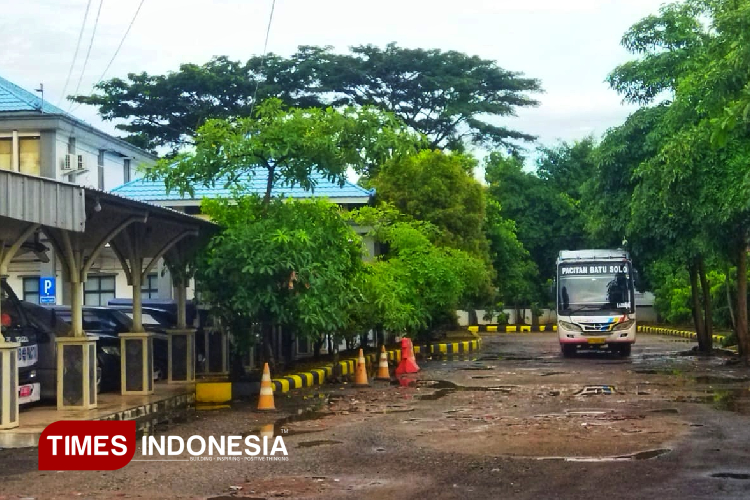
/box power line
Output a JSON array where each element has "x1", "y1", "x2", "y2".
[
  {"x1": 248, "y1": 0, "x2": 277, "y2": 118},
  {"x1": 69, "y1": 0, "x2": 146, "y2": 114},
  {"x1": 94, "y1": 0, "x2": 146, "y2": 86},
  {"x1": 58, "y1": 0, "x2": 94, "y2": 107},
  {"x1": 68, "y1": 0, "x2": 104, "y2": 111}
]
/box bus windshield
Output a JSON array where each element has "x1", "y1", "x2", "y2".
[{"x1": 557, "y1": 263, "x2": 634, "y2": 315}]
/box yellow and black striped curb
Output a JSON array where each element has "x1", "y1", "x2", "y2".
[
  {"x1": 469, "y1": 324, "x2": 557, "y2": 333},
  {"x1": 271, "y1": 338, "x2": 482, "y2": 393},
  {"x1": 638, "y1": 325, "x2": 727, "y2": 345}
]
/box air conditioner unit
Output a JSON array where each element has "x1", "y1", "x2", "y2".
[{"x1": 62, "y1": 154, "x2": 85, "y2": 172}]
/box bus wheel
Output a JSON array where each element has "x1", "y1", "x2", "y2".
[
  {"x1": 561, "y1": 344, "x2": 576, "y2": 357},
  {"x1": 617, "y1": 344, "x2": 632, "y2": 357}
]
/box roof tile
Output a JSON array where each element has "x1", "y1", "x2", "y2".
[{"x1": 111, "y1": 169, "x2": 374, "y2": 203}]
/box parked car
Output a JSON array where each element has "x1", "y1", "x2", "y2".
[
  {"x1": 20, "y1": 302, "x2": 121, "y2": 399},
  {"x1": 110, "y1": 306, "x2": 177, "y2": 332},
  {"x1": 107, "y1": 298, "x2": 196, "y2": 326},
  {"x1": 46, "y1": 306, "x2": 168, "y2": 382},
  {"x1": 1, "y1": 278, "x2": 41, "y2": 406}
]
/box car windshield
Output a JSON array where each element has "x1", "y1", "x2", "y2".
[{"x1": 558, "y1": 263, "x2": 634, "y2": 314}]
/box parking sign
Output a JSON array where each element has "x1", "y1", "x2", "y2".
[{"x1": 39, "y1": 277, "x2": 56, "y2": 304}]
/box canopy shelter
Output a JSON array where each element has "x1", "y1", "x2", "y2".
[{"x1": 0, "y1": 170, "x2": 215, "y2": 426}]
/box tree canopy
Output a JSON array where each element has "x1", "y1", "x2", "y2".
[
  {"x1": 372, "y1": 150, "x2": 489, "y2": 257},
  {"x1": 146, "y1": 98, "x2": 421, "y2": 204},
  {"x1": 73, "y1": 43, "x2": 541, "y2": 154}
]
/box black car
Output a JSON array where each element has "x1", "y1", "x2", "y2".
[
  {"x1": 21, "y1": 302, "x2": 120, "y2": 398},
  {"x1": 1, "y1": 278, "x2": 41, "y2": 405},
  {"x1": 46, "y1": 306, "x2": 168, "y2": 382}
]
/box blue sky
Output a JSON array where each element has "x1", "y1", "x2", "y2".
[{"x1": 1, "y1": 0, "x2": 665, "y2": 166}]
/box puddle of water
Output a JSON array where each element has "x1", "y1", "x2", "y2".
[
  {"x1": 675, "y1": 389, "x2": 750, "y2": 415},
  {"x1": 537, "y1": 448, "x2": 670, "y2": 462},
  {"x1": 417, "y1": 389, "x2": 453, "y2": 401},
  {"x1": 575, "y1": 385, "x2": 616, "y2": 396},
  {"x1": 624, "y1": 449, "x2": 671, "y2": 460},
  {"x1": 244, "y1": 409, "x2": 333, "y2": 438},
  {"x1": 695, "y1": 375, "x2": 750, "y2": 384},
  {"x1": 649, "y1": 408, "x2": 679, "y2": 414},
  {"x1": 297, "y1": 440, "x2": 343, "y2": 448},
  {"x1": 415, "y1": 380, "x2": 516, "y2": 400},
  {"x1": 711, "y1": 472, "x2": 750, "y2": 480}
]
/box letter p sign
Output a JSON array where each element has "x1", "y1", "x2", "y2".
[{"x1": 39, "y1": 277, "x2": 56, "y2": 304}]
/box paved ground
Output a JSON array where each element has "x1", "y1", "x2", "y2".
[{"x1": 2, "y1": 332, "x2": 750, "y2": 499}]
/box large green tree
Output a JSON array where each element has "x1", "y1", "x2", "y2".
[
  {"x1": 146, "y1": 98, "x2": 420, "y2": 205},
  {"x1": 372, "y1": 150, "x2": 489, "y2": 257},
  {"x1": 199, "y1": 196, "x2": 365, "y2": 368},
  {"x1": 73, "y1": 44, "x2": 541, "y2": 154},
  {"x1": 350, "y1": 206, "x2": 493, "y2": 339},
  {"x1": 484, "y1": 145, "x2": 593, "y2": 284},
  {"x1": 603, "y1": 0, "x2": 750, "y2": 358}
]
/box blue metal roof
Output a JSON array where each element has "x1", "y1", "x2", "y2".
[
  {"x1": 0, "y1": 75, "x2": 72, "y2": 114},
  {"x1": 111, "y1": 169, "x2": 374, "y2": 203}
]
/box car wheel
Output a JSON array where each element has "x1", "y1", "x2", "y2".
[{"x1": 618, "y1": 344, "x2": 632, "y2": 357}]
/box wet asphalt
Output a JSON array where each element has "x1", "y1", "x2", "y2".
[{"x1": 1, "y1": 332, "x2": 750, "y2": 499}]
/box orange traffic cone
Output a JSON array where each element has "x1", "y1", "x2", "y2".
[
  {"x1": 354, "y1": 348, "x2": 370, "y2": 387},
  {"x1": 258, "y1": 363, "x2": 276, "y2": 411},
  {"x1": 395, "y1": 338, "x2": 420, "y2": 376},
  {"x1": 376, "y1": 345, "x2": 390, "y2": 381}
]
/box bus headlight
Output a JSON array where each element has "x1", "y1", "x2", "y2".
[
  {"x1": 559, "y1": 321, "x2": 581, "y2": 332},
  {"x1": 613, "y1": 320, "x2": 634, "y2": 331}
]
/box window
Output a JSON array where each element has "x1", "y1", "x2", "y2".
[
  {"x1": 19, "y1": 137, "x2": 40, "y2": 176},
  {"x1": 84, "y1": 275, "x2": 116, "y2": 306},
  {"x1": 141, "y1": 273, "x2": 158, "y2": 299},
  {"x1": 0, "y1": 138, "x2": 11, "y2": 170},
  {"x1": 98, "y1": 150, "x2": 105, "y2": 190},
  {"x1": 123, "y1": 158, "x2": 131, "y2": 183},
  {"x1": 22, "y1": 277, "x2": 40, "y2": 303}
]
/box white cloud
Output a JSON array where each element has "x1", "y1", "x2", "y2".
[{"x1": 1, "y1": 0, "x2": 664, "y2": 149}]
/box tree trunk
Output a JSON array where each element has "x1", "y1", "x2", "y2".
[
  {"x1": 261, "y1": 321, "x2": 276, "y2": 373},
  {"x1": 689, "y1": 262, "x2": 707, "y2": 351},
  {"x1": 726, "y1": 268, "x2": 736, "y2": 333},
  {"x1": 262, "y1": 165, "x2": 276, "y2": 209},
  {"x1": 313, "y1": 336, "x2": 323, "y2": 359},
  {"x1": 698, "y1": 257, "x2": 713, "y2": 354},
  {"x1": 737, "y1": 244, "x2": 748, "y2": 362}
]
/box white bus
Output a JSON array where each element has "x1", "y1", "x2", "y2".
[{"x1": 556, "y1": 249, "x2": 636, "y2": 357}]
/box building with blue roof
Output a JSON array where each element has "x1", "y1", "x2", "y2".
[
  {"x1": 0, "y1": 75, "x2": 157, "y2": 304},
  {"x1": 112, "y1": 169, "x2": 375, "y2": 212},
  {"x1": 0, "y1": 74, "x2": 155, "y2": 190}
]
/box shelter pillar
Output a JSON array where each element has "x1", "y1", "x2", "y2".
[
  {"x1": 120, "y1": 332, "x2": 154, "y2": 395},
  {"x1": 0, "y1": 339, "x2": 20, "y2": 429},
  {"x1": 167, "y1": 275, "x2": 194, "y2": 383},
  {"x1": 167, "y1": 329, "x2": 195, "y2": 383},
  {"x1": 0, "y1": 224, "x2": 40, "y2": 427},
  {"x1": 56, "y1": 336, "x2": 97, "y2": 410}
]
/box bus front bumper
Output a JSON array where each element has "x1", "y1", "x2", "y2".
[{"x1": 558, "y1": 326, "x2": 636, "y2": 345}]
